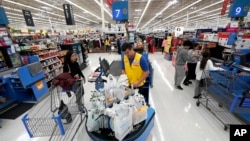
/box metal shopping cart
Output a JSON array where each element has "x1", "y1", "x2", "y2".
[
  {"x1": 196, "y1": 70, "x2": 249, "y2": 130},
  {"x1": 22, "y1": 79, "x2": 85, "y2": 141}
]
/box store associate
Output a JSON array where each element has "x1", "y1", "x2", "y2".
[{"x1": 121, "y1": 43, "x2": 150, "y2": 103}]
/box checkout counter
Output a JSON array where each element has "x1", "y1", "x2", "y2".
[{"x1": 210, "y1": 50, "x2": 250, "y2": 123}]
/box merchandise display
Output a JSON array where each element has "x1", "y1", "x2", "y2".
[{"x1": 1, "y1": 0, "x2": 250, "y2": 140}]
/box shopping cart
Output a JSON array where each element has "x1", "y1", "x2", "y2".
[
  {"x1": 22, "y1": 79, "x2": 85, "y2": 141},
  {"x1": 196, "y1": 70, "x2": 249, "y2": 130}
]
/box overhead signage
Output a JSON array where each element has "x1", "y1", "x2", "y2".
[
  {"x1": 228, "y1": 0, "x2": 250, "y2": 17},
  {"x1": 175, "y1": 27, "x2": 184, "y2": 35},
  {"x1": 63, "y1": 4, "x2": 75, "y2": 25},
  {"x1": 221, "y1": 0, "x2": 229, "y2": 15},
  {"x1": 22, "y1": 10, "x2": 34, "y2": 26},
  {"x1": 0, "y1": 7, "x2": 9, "y2": 25},
  {"x1": 112, "y1": 1, "x2": 128, "y2": 20}
]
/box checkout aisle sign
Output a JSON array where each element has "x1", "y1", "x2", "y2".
[
  {"x1": 228, "y1": 0, "x2": 250, "y2": 17},
  {"x1": 112, "y1": 1, "x2": 129, "y2": 20},
  {"x1": 0, "y1": 7, "x2": 9, "y2": 25}
]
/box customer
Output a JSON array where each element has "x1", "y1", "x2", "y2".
[
  {"x1": 194, "y1": 51, "x2": 219, "y2": 98},
  {"x1": 121, "y1": 43, "x2": 150, "y2": 103},
  {"x1": 63, "y1": 51, "x2": 85, "y2": 112},
  {"x1": 183, "y1": 43, "x2": 200, "y2": 86},
  {"x1": 105, "y1": 37, "x2": 110, "y2": 52},
  {"x1": 174, "y1": 40, "x2": 193, "y2": 90},
  {"x1": 161, "y1": 37, "x2": 167, "y2": 54}
]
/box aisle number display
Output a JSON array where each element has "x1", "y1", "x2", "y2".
[
  {"x1": 228, "y1": 0, "x2": 250, "y2": 17},
  {"x1": 112, "y1": 1, "x2": 128, "y2": 20}
]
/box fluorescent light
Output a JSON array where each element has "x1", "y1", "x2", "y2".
[
  {"x1": 93, "y1": 0, "x2": 112, "y2": 17},
  {"x1": 4, "y1": 0, "x2": 98, "y2": 24},
  {"x1": 144, "y1": 0, "x2": 202, "y2": 28},
  {"x1": 36, "y1": 0, "x2": 98, "y2": 23},
  {"x1": 141, "y1": 2, "x2": 177, "y2": 28},
  {"x1": 150, "y1": 0, "x2": 226, "y2": 29},
  {"x1": 135, "y1": 9, "x2": 142, "y2": 12},
  {"x1": 3, "y1": 0, "x2": 65, "y2": 18},
  {"x1": 35, "y1": 0, "x2": 62, "y2": 11},
  {"x1": 136, "y1": 0, "x2": 152, "y2": 29},
  {"x1": 189, "y1": 0, "x2": 224, "y2": 14},
  {"x1": 5, "y1": 12, "x2": 23, "y2": 17}
]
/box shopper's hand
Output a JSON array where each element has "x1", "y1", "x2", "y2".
[
  {"x1": 132, "y1": 81, "x2": 140, "y2": 88},
  {"x1": 74, "y1": 74, "x2": 79, "y2": 79}
]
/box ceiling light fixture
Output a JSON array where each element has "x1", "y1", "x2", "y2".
[
  {"x1": 136, "y1": 0, "x2": 152, "y2": 29},
  {"x1": 3, "y1": 0, "x2": 98, "y2": 24},
  {"x1": 35, "y1": 0, "x2": 98, "y2": 23},
  {"x1": 3, "y1": 0, "x2": 65, "y2": 18},
  {"x1": 149, "y1": 0, "x2": 226, "y2": 29},
  {"x1": 143, "y1": 0, "x2": 202, "y2": 29},
  {"x1": 35, "y1": 0, "x2": 62, "y2": 11},
  {"x1": 93, "y1": 0, "x2": 112, "y2": 18},
  {"x1": 135, "y1": 9, "x2": 142, "y2": 12}
]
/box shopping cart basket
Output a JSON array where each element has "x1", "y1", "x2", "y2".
[
  {"x1": 22, "y1": 79, "x2": 85, "y2": 140},
  {"x1": 196, "y1": 70, "x2": 248, "y2": 130}
]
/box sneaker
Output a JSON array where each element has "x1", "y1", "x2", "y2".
[
  {"x1": 193, "y1": 94, "x2": 201, "y2": 99},
  {"x1": 176, "y1": 86, "x2": 183, "y2": 90},
  {"x1": 183, "y1": 82, "x2": 189, "y2": 86}
]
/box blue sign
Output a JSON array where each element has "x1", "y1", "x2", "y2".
[
  {"x1": 228, "y1": 0, "x2": 250, "y2": 17},
  {"x1": 112, "y1": 1, "x2": 128, "y2": 20},
  {"x1": 0, "y1": 7, "x2": 9, "y2": 25}
]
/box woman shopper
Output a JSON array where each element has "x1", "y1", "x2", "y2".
[
  {"x1": 183, "y1": 43, "x2": 200, "y2": 86},
  {"x1": 194, "y1": 51, "x2": 221, "y2": 98},
  {"x1": 63, "y1": 51, "x2": 86, "y2": 112}
]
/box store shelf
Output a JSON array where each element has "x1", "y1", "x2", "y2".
[
  {"x1": 42, "y1": 61, "x2": 60, "y2": 67},
  {"x1": 38, "y1": 51, "x2": 58, "y2": 56},
  {"x1": 40, "y1": 55, "x2": 58, "y2": 61},
  {"x1": 44, "y1": 66, "x2": 62, "y2": 74},
  {"x1": 58, "y1": 55, "x2": 65, "y2": 58},
  {"x1": 20, "y1": 48, "x2": 56, "y2": 52}
]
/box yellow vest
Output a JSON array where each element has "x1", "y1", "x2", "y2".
[
  {"x1": 105, "y1": 40, "x2": 110, "y2": 45},
  {"x1": 124, "y1": 53, "x2": 145, "y2": 87}
]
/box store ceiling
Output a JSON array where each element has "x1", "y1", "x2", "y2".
[{"x1": 1, "y1": 0, "x2": 232, "y2": 30}]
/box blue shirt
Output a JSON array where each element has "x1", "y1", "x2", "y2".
[{"x1": 121, "y1": 54, "x2": 149, "y2": 71}]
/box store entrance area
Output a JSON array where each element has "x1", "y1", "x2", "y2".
[{"x1": 0, "y1": 53, "x2": 229, "y2": 141}]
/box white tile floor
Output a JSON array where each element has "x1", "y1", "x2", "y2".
[{"x1": 0, "y1": 52, "x2": 230, "y2": 141}]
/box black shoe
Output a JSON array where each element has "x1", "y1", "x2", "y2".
[
  {"x1": 66, "y1": 92, "x2": 72, "y2": 97},
  {"x1": 193, "y1": 94, "x2": 201, "y2": 99},
  {"x1": 188, "y1": 81, "x2": 192, "y2": 84},
  {"x1": 176, "y1": 86, "x2": 183, "y2": 90},
  {"x1": 183, "y1": 82, "x2": 189, "y2": 86}
]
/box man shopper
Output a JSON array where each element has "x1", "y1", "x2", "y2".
[
  {"x1": 174, "y1": 40, "x2": 193, "y2": 90},
  {"x1": 121, "y1": 43, "x2": 150, "y2": 103}
]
